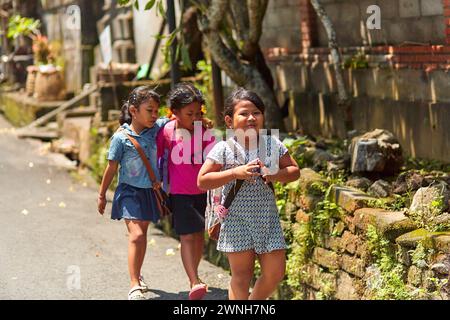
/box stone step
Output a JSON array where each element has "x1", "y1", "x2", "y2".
[{"x1": 16, "y1": 128, "x2": 60, "y2": 141}]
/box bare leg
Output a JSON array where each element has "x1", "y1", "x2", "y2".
[
  {"x1": 193, "y1": 231, "x2": 205, "y2": 280},
  {"x1": 249, "y1": 249, "x2": 286, "y2": 300},
  {"x1": 125, "y1": 219, "x2": 150, "y2": 288},
  {"x1": 227, "y1": 250, "x2": 256, "y2": 300},
  {"x1": 180, "y1": 232, "x2": 204, "y2": 287}
]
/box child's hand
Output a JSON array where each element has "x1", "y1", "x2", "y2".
[
  {"x1": 98, "y1": 195, "x2": 106, "y2": 215},
  {"x1": 232, "y1": 159, "x2": 261, "y2": 181},
  {"x1": 260, "y1": 163, "x2": 275, "y2": 184}
]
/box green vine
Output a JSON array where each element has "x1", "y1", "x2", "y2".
[{"x1": 366, "y1": 225, "x2": 413, "y2": 300}]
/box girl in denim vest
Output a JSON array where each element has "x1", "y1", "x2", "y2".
[{"x1": 97, "y1": 86, "x2": 169, "y2": 300}]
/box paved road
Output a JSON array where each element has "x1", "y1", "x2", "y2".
[{"x1": 0, "y1": 114, "x2": 230, "y2": 300}]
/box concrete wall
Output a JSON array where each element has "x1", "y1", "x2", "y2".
[
  {"x1": 317, "y1": 0, "x2": 445, "y2": 46},
  {"x1": 260, "y1": 0, "x2": 302, "y2": 52},
  {"x1": 261, "y1": 0, "x2": 446, "y2": 49},
  {"x1": 270, "y1": 58, "x2": 450, "y2": 162}
]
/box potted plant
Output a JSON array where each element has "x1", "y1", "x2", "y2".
[{"x1": 7, "y1": 15, "x2": 65, "y2": 100}]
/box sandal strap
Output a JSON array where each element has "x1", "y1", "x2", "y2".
[{"x1": 128, "y1": 285, "x2": 144, "y2": 296}]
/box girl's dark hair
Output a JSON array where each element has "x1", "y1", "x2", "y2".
[
  {"x1": 223, "y1": 87, "x2": 265, "y2": 118},
  {"x1": 167, "y1": 82, "x2": 205, "y2": 111},
  {"x1": 119, "y1": 86, "x2": 160, "y2": 125}
]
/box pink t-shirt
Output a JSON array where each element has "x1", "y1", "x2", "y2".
[{"x1": 156, "y1": 120, "x2": 216, "y2": 195}]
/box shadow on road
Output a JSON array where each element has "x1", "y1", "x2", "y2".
[{"x1": 147, "y1": 287, "x2": 228, "y2": 300}]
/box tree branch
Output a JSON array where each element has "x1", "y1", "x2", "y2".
[
  {"x1": 206, "y1": 0, "x2": 228, "y2": 30},
  {"x1": 198, "y1": 12, "x2": 247, "y2": 84},
  {"x1": 229, "y1": 0, "x2": 249, "y2": 45},
  {"x1": 309, "y1": 0, "x2": 348, "y2": 102},
  {"x1": 247, "y1": 0, "x2": 266, "y2": 45}
]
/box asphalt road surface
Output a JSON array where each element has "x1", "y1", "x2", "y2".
[{"x1": 0, "y1": 114, "x2": 230, "y2": 300}]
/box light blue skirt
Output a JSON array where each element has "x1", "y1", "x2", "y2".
[{"x1": 111, "y1": 183, "x2": 160, "y2": 223}]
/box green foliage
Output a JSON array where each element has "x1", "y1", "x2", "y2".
[
  {"x1": 282, "y1": 136, "x2": 309, "y2": 168},
  {"x1": 7, "y1": 15, "x2": 40, "y2": 39},
  {"x1": 409, "y1": 241, "x2": 434, "y2": 269},
  {"x1": 286, "y1": 222, "x2": 312, "y2": 298},
  {"x1": 366, "y1": 225, "x2": 413, "y2": 300},
  {"x1": 194, "y1": 60, "x2": 215, "y2": 122},
  {"x1": 408, "y1": 194, "x2": 449, "y2": 232},
  {"x1": 344, "y1": 52, "x2": 369, "y2": 69},
  {"x1": 367, "y1": 193, "x2": 409, "y2": 211},
  {"x1": 405, "y1": 157, "x2": 450, "y2": 174},
  {"x1": 87, "y1": 128, "x2": 117, "y2": 188}
]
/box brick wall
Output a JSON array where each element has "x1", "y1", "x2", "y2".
[{"x1": 445, "y1": 0, "x2": 450, "y2": 44}]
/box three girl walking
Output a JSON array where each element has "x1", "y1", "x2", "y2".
[{"x1": 97, "y1": 83, "x2": 299, "y2": 300}]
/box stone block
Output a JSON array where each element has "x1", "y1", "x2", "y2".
[
  {"x1": 420, "y1": 0, "x2": 444, "y2": 16},
  {"x1": 344, "y1": 215, "x2": 356, "y2": 233},
  {"x1": 296, "y1": 209, "x2": 311, "y2": 224},
  {"x1": 397, "y1": 244, "x2": 412, "y2": 266},
  {"x1": 407, "y1": 265, "x2": 423, "y2": 287},
  {"x1": 341, "y1": 254, "x2": 366, "y2": 278},
  {"x1": 435, "y1": 236, "x2": 450, "y2": 254},
  {"x1": 297, "y1": 194, "x2": 322, "y2": 211},
  {"x1": 399, "y1": 0, "x2": 420, "y2": 18},
  {"x1": 341, "y1": 231, "x2": 360, "y2": 254},
  {"x1": 335, "y1": 271, "x2": 359, "y2": 300},
  {"x1": 312, "y1": 247, "x2": 340, "y2": 270},
  {"x1": 303, "y1": 263, "x2": 336, "y2": 293},
  {"x1": 396, "y1": 229, "x2": 450, "y2": 252},
  {"x1": 331, "y1": 186, "x2": 376, "y2": 214},
  {"x1": 353, "y1": 208, "x2": 416, "y2": 240},
  {"x1": 299, "y1": 168, "x2": 327, "y2": 193},
  {"x1": 355, "y1": 242, "x2": 370, "y2": 262},
  {"x1": 324, "y1": 235, "x2": 343, "y2": 252}
]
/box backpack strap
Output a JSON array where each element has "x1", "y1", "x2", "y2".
[
  {"x1": 125, "y1": 133, "x2": 170, "y2": 217},
  {"x1": 160, "y1": 120, "x2": 176, "y2": 193},
  {"x1": 222, "y1": 179, "x2": 244, "y2": 209}
]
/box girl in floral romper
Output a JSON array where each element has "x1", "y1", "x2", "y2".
[{"x1": 198, "y1": 88, "x2": 300, "y2": 300}]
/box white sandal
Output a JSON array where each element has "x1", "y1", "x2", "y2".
[
  {"x1": 128, "y1": 285, "x2": 146, "y2": 300},
  {"x1": 139, "y1": 275, "x2": 149, "y2": 292}
]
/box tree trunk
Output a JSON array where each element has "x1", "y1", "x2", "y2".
[{"x1": 310, "y1": 0, "x2": 353, "y2": 133}]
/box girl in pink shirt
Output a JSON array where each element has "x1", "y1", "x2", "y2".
[{"x1": 156, "y1": 82, "x2": 215, "y2": 300}]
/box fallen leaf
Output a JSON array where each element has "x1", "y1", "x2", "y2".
[
  {"x1": 58, "y1": 202, "x2": 66, "y2": 208},
  {"x1": 46, "y1": 197, "x2": 52, "y2": 202},
  {"x1": 177, "y1": 243, "x2": 181, "y2": 250},
  {"x1": 148, "y1": 238, "x2": 156, "y2": 246},
  {"x1": 217, "y1": 274, "x2": 225, "y2": 279},
  {"x1": 82, "y1": 182, "x2": 88, "y2": 187},
  {"x1": 38, "y1": 202, "x2": 46, "y2": 207},
  {"x1": 46, "y1": 179, "x2": 51, "y2": 184},
  {"x1": 21, "y1": 209, "x2": 29, "y2": 215},
  {"x1": 11, "y1": 277, "x2": 18, "y2": 280},
  {"x1": 28, "y1": 162, "x2": 34, "y2": 168},
  {"x1": 95, "y1": 252, "x2": 100, "y2": 257},
  {"x1": 165, "y1": 248, "x2": 175, "y2": 256},
  {"x1": 69, "y1": 186, "x2": 75, "y2": 192}
]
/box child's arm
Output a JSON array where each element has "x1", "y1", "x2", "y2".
[
  {"x1": 97, "y1": 160, "x2": 119, "y2": 215},
  {"x1": 262, "y1": 153, "x2": 300, "y2": 184},
  {"x1": 197, "y1": 159, "x2": 261, "y2": 190}
]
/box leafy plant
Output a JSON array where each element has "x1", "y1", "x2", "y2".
[
  {"x1": 344, "y1": 52, "x2": 369, "y2": 69},
  {"x1": 408, "y1": 194, "x2": 448, "y2": 232},
  {"x1": 7, "y1": 15, "x2": 41, "y2": 40},
  {"x1": 366, "y1": 225, "x2": 413, "y2": 300}
]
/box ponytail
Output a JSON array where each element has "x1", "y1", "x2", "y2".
[{"x1": 119, "y1": 101, "x2": 131, "y2": 125}]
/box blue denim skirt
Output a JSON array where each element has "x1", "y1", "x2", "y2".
[{"x1": 111, "y1": 183, "x2": 160, "y2": 223}]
